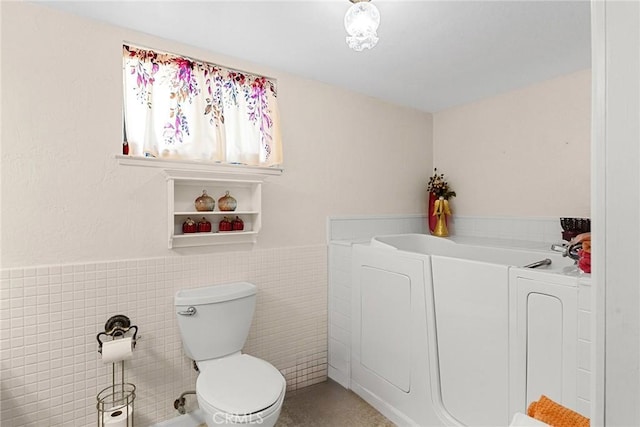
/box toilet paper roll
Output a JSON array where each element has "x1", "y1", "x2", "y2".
[
  {"x1": 101, "y1": 337, "x2": 133, "y2": 364},
  {"x1": 103, "y1": 405, "x2": 133, "y2": 427}
]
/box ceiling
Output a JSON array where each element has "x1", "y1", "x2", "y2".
[{"x1": 38, "y1": 0, "x2": 591, "y2": 112}]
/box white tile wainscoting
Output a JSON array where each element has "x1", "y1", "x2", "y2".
[
  {"x1": 450, "y1": 215, "x2": 566, "y2": 243},
  {"x1": 576, "y1": 278, "x2": 593, "y2": 416},
  {"x1": 0, "y1": 245, "x2": 327, "y2": 427},
  {"x1": 328, "y1": 214, "x2": 567, "y2": 246}
]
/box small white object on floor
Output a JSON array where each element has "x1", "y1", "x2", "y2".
[
  {"x1": 152, "y1": 408, "x2": 206, "y2": 427},
  {"x1": 509, "y1": 412, "x2": 550, "y2": 427}
]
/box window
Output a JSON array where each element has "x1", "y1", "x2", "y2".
[{"x1": 122, "y1": 45, "x2": 283, "y2": 167}]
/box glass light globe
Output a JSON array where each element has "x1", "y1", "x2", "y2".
[{"x1": 344, "y1": 2, "x2": 380, "y2": 51}]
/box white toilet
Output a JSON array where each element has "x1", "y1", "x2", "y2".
[{"x1": 175, "y1": 282, "x2": 286, "y2": 427}]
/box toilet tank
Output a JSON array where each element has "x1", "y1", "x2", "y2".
[{"x1": 175, "y1": 282, "x2": 257, "y2": 361}]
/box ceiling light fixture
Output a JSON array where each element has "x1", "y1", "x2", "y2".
[{"x1": 344, "y1": 0, "x2": 380, "y2": 52}]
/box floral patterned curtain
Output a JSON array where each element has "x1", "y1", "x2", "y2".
[{"x1": 123, "y1": 45, "x2": 283, "y2": 166}]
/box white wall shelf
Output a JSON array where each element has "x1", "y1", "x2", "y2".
[
  {"x1": 165, "y1": 170, "x2": 263, "y2": 248},
  {"x1": 174, "y1": 210, "x2": 259, "y2": 216}
]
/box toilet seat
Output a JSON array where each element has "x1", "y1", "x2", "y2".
[{"x1": 196, "y1": 354, "x2": 285, "y2": 418}]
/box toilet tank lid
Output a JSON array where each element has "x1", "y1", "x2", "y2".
[{"x1": 175, "y1": 282, "x2": 257, "y2": 306}]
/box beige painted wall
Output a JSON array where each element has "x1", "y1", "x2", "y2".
[
  {"x1": 0, "y1": 2, "x2": 433, "y2": 269},
  {"x1": 0, "y1": 3, "x2": 596, "y2": 426},
  {"x1": 433, "y1": 69, "x2": 591, "y2": 218},
  {"x1": 0, "y1": 4, "x2": 430, "y2": 424}
]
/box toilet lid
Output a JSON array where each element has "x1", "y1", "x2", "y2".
[{"x1": 197, "y1": 354, "x2": 285, "y2": 415}]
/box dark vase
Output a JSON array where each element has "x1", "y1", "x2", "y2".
[{"x1": 428, "y1": 192, "x2": 437, "y2": 233}]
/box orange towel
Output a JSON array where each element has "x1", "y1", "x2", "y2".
[
  {"x1": 572, "y1": 233, "x2": 591, "y2": 253},
  {"x1": 527, "y1": 395, "x2": 589, "y2": 427}
]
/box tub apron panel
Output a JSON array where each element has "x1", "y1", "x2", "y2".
[
  {"x1": 360, "y1": 266, "x2": 412, "y2": 392},
  {"x1": 431, "y1": 255, "x2": 510, "y2": 426},
  {"x1": 508, "y1": 271, "x2": 579, "y2": 416},
  {"x1": 347, "y1": 234, "x2": 588, "y2": 426},
  {"x1": 352, "y1": 244, "x2": 440, "y2": 426}
]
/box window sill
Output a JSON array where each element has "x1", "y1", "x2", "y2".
[{"x1": 115, "y1": 155, "x2": 283, "y2": 176}]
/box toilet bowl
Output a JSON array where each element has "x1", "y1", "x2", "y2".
[
  {"x1": 175, "y1": 282, "x2": 286, "y2": 427},
  {"x1": 196, "y1": 354, "x2": 286, "y2": 427}
]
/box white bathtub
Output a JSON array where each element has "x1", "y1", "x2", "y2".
[{"x1": 351, "y1": 233, "x2": 589, "y2": 426}]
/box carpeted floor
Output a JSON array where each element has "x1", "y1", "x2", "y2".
[{"x1": 276, "y1": 380, "x2": 394, "y2": 427}]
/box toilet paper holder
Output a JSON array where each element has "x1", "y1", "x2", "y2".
[
  {"x1": 96, "y1": 315, "x2": 139, "y2": 354},
  {"x1": 96, "y1": 315, "x2": 137, "y2": 426}
]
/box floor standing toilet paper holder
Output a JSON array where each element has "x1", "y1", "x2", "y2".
[
  {"x1": 96, "y1": 314, "x2": 139, "y2": 354},
  {"x1": 96, "y1": 314, "x2": 138, "y2": 427}
]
